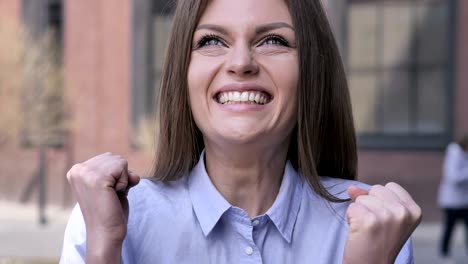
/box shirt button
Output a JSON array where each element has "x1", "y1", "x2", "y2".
[
  {"x1": 245, "y1": 246, "x2": 253, "y2": 255},
  {"x1": 252, "y1": 219, "x2": 260, "y2": 226}
]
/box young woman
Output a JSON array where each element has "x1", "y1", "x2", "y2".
[{"x1": 61, "y1": 0, "x2": 422, "y2": 263}]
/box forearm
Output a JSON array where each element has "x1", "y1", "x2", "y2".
[{"x1": 86, "y1": 235, "x2": 123, "y2": 264}]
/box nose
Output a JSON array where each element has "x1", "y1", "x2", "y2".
[{"x1": 226, "y1": 45, "x2": 259, "y2": 77}]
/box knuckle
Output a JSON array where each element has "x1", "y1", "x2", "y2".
[
  {"x1": 393, "y1": 204, "x2": 412, "y2": 224},
  {"x1": 411, "y1": 204, "x2": 423, "y2": 222},
  {"x1": 363, "y1": 213, "x2": 379, "y2": 231},
  {"x1": 369, "y1": 184, "x2": 384, "y2": 195},
  {"x1": 67, "y1": 163, "x2": 82, "y2": 181},
  {"x1": 355, "y1": 196, "x2": 364, "y2": 203},
  {"x1": 380, "y1": 208, "x2": 392, "y2": 223}
]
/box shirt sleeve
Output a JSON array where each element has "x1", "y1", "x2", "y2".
[
  {"x1": 59, "y1": 204, "x2": 87, "y2": 264},
  {"x1": 394, "y1": 238, "x2": 414, "y2": 264}
]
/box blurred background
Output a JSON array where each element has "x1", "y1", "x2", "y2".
[{"x1": 0, "y1": 0, "x2": 467, "y2": 263}]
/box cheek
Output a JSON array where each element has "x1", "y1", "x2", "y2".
[
  {"x1": 261, "y1": 54, "x2": 299, "y2": 94},
  {"x1": 187, "y1": 55, "x2": 221, "y2": 129},
  {"x1": 275, "y1": 58, "x2": 299, "y2": 124},
  {"x1": 187, "y1": 54, "x2": 220, "y2": 97},
  {"x1": 274, "y1": 58, "x2": 299, "y2": 101}
]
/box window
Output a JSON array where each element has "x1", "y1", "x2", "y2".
[
  {"x1": 131, "y1": 0, "x2": 174, "y2": 148},
  {"x1": 345, "y1": 0, "x2": 455, "y2": 149},
  {"x1": 20, "y1": 0, "x2": 64, "y2": 148}
]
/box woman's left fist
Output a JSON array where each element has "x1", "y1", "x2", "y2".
[{"x1": 343, "y1": 182, "x2": 422, "y2": 264}]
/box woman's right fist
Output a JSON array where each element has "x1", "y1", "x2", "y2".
[{"x1": 66, "y1": 152, "x2": 140, "y2": 243}]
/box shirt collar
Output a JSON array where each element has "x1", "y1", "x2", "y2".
[
  {"x1": 265, "y1": 161, "x2": 303, "y2": 243},
  {"x1": 188, "y1": 151, "x2": 304, "y2": 242},
  {"x1": 188, "y1": 151, "x2": 231, "y2": 237}
]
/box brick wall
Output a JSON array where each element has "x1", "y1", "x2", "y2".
[
  {"x1": 64, "y1": 0, "x2": 153, "y2": 174},
  {"x1": 0, "y1": 0, "x2": 467, "y2": 221},
  {"x1": 0, "y1": 0, "x2": 20, "y2": 21},
  {"x1": 0, "y1": 0, "x2": 153, "y2": 207}
]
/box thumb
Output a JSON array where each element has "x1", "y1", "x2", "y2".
[
  {"x1": 347, "y1": 185, "x2": 369, "y2": 201},
  {"x1": 128, "y1": 170, "x2": 140, "y2": 188}
]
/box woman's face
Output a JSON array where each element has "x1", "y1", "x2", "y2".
[{"x1": 187, "y1": 0, "x2": 298, "y2": 147}]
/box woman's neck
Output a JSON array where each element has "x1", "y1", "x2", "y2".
[{"x1": 204, "y1": 140, "x2": 289, "y2": 218}]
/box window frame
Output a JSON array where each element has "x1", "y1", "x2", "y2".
[{"x1": 341, "y1": 0, "x2": 457, "y2": 150}]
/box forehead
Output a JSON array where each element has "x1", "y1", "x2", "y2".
[{"x1": 198, "y1": 0, "x2": 292, "y2": 26}]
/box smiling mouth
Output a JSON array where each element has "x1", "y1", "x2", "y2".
[{"x1": 215, "y1": 91, "x2": 272, "y2": 105}]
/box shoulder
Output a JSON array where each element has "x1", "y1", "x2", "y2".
[
  {"x1": 128, "y1": 177, "x2": 188, "y2": 201},
  {"x1": 298, "y1": 176, "x2": 369, "y2": 223},
  {"x1": 298, "y1": 177, "x2": 414, "y2": 263},
  {"x1": 303, "y1": 176, "x2": 370, "y2": 201},
  {"x1": 299, "y1": 176, "x2": 371, "y2": 224},
  {"x1": 126, "y1": 177, "x2": 190, "y2": 216}
]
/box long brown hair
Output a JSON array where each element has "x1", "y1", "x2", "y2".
[{"x1": 153, "y1": 0, "x2": 357, "y2": 203}]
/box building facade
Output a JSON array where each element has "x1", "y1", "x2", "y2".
[{"x1": 0, "y1": 0, "x2": 467, "y2": 221}]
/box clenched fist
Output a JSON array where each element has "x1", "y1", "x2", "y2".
[
  {"x1": 343, "y1": 182, "x2": 422, "y2": 264},
  {"x1": 66, "y1": 153, "x2": 140, "y2": 262}
]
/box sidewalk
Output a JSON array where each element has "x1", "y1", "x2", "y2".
[
  {"x1": 0, "y1": 201, "x2": 71, "y2": 262},
  {"x1": 0, "y1": 201, "x2": 466, "y2": 263},
  {"x1": 412, "y1": 221, "x2": 466, "y2": 263}
]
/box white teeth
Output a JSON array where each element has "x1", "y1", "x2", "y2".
[
  {"x1": 217, "y1": 91, "x2": 270, "y2": 105},
  {"x1": 233, "y1": 91, "x2": 241, "y2": 101},
  {"x1": 254, "y1": 94, "x2": 260, "y2": 103},
  {"x1": 240, "y1": 92, "x2": 249, "y2": 102}
]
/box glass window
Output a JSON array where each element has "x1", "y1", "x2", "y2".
[
  {"x1": 20, "y1": 0, "x2": 64, "y2": 148},
  {"x1": 131, "y1": 0, "x2": 174, "y2": 148},
  {"x1": 346, "y1": 0, "x2": 454, "y2": 149}
]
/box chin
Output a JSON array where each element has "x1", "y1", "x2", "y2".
[{"x1": 215, "y1": 126, "x2": 264, "y2": 145}]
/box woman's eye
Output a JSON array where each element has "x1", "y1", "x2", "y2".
[
  {"x1": 261, "y1": 35, "x2": 289, "y2": 47},
  {"x1": 197, "y1": 35, "x2": 224, "y2": 48}
]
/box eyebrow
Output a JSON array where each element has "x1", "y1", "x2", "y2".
[
  {"x1": 195, "y1": 22, "x2": 295, "y2": 35},
  {"x1": 255, "y1": 22, "x2": 294, "y2": 35}
]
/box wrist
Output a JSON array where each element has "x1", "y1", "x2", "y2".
[
  {"x1": 343, "y1": 254, "x2": 393, "y2": 264},
  {"x1": 86, "y1": 233, "x2": 123, "y2": 264}
]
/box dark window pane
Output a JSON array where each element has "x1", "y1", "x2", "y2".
[
  {"x1": 382, "y1": 70, "x2": 411, "y2": 133},
  {"x1": 416, "y1": 2, "x2": 449, "y2": 65},
  {"x1": 416, "y1": 68, "x2": 447, "y2": 133}
]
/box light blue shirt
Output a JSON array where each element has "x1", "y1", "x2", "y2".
[{"x1": 61, "y1": 154, "x2": 413, "y2": 263}]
